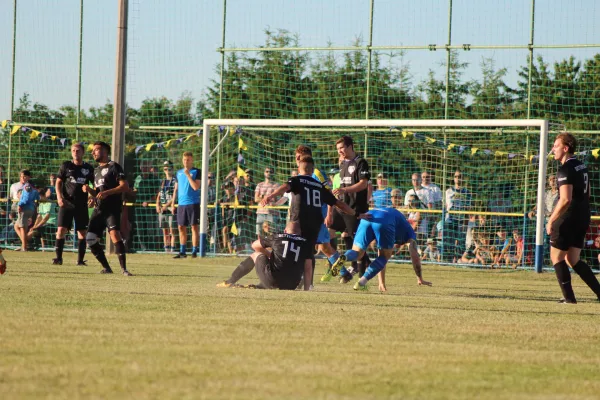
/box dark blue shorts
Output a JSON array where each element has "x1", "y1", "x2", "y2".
[{"x1": 177, "y1": 204, "x2": 200, "y2": 226}]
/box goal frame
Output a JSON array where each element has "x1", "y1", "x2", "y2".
[{"x1": 200, "y1": 119, "x2": 549, "y2": 273}]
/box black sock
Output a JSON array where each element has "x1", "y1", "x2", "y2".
[
  {"x1": 90, "y1": 243, "x2": 111, "y2": 270},
  {"x1": 311, "y1": 256, "x2": 316, "y2": 284},
  {"x1": 77, "y1": 239, "x2": 86, "y2": 263},
  {"x1": 572, "y1": 260, "x2": 600, "y2": 297},
  {"x1": 227, "y1": 257, "x2": 255, "y2": 284},
  {"x1": 55, "y1": 238, "x2": 65, "y2": 259},
  {"x1": 360, "y1": 253, "x2": 371, "y2": 277},
  {"x1": 553, "y1": 261, "x2": 576, "y2": 302},
  {"x1": 115, "y1": 241, "x2": 127, "y2": 271}
]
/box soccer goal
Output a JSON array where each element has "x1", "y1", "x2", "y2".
[{"x1": 199, "y1": 119, "x2": 549, "y2": 273}]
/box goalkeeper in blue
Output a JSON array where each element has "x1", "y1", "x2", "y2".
[{"x1": 326, "y1": 207, "x2": 432, "y2": 291}]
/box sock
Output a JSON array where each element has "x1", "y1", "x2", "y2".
[
  {"x1": 192, "y1": 246, "x2": 199, "y2": 255},
  {"x1": 77, "y1": 239, "x2": 86, "y2": 263},
  {"x1": 311, "y1": 256, "x2": 315, "y2": 284},
  {"x1": 164, "y1": 245, "x2": 170, "y2": 252},
  {"x1": 55, "y1": 238, "x2": 65, "y2": 259},
  {"x1": 358, "y1": 276, "x2": 368, "y2": 286},
  {"x1": 359, "y1": 253, "x2": 371, "y2": 277},
  {"x1": 553, "y1": 260, "x2": 576, "y2": 302},
  {"x1": 90, "y1": 243, "x2": 111, "y2": 270},
  {"x1": 115, "y1": 241, "x2": 127, "y2": 271},
  {"x1": 572, "y1": 260, "x2": 600, "y2": 297},
  {"x1": 227, "y1": 257, "x2": 255, "y2": 284},
  {"x1": 344, "y1": 249, "x2": 359, "y2": 262},
  {"x1": 363, "y1": 256, "x2": 388, "y2": 281},
  {"x1": 327, "y1": 252, "x2": 340, "y2": 265},
  {"x1": 180, "y1": 244, "x2": 186, "y2": 255}
]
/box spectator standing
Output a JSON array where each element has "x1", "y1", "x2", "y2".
[
  {"x1": 371, "y1": 173, "x2": 393, "y2": 208},
  {"x1": 156, "y1": 160, "x2": 177, "y2": 253},
  {"x1": 16, "y1": 181, "x2": 39, "y2": 251},
  {"x1": 46, "y1": 173, "x2": 57, "y2": 201},
  {"x1": 444, "y1": 170, "x2": 473, "y2": 262},
  {"x1": 10, "y1": 170, "x2": 31, "y2": 214},
  {"x1": 254, "y1": 166, "x2": 280, "y2": 237},
  {"x1": 133, "y1": 161, "x2": 160, "y2": 251},
  {"x1": 29, "y1": 189, "x2": 58, "y2": 249},
  {"x1": 404, "y1": 173, "x2": 433, "y2": 239}
]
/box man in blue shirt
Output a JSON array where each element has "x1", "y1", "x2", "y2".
[
  {"x1": 16, "y1": 181, "x2": 40, "y2": 251},
  {"x1": 171, "y1": 151, "x2": 201, "y2": 258},
  {"x1": 371, "y1": 173, "x2": 393, "y2": 208}
]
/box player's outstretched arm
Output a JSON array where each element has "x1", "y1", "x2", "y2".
[
  {"x1": 408, "y1": 239, "x2": 432, "y2": 286},
  {"x1": 333, "y1": 199, "x2": 355, "y2": 216},
  {"x1": 260, "y1": 183, "x2": 290, "y2": 207},
  {"x1": 81, "y1": 184, "x2": 98, "y2": 198}
]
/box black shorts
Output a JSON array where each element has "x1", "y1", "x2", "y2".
[
  {"x1": 177, "y1": 204, "x2": 200, "y2": 226},
  {"x1": 254, "y1": 254, "x2": 301, "y2": 290},
  {"x1": 88, "y1": 207, "x2": 121, "y2": 236},
  {"x1": 330, "y1": 208, "x2": 359, "y2": 236},
  {"x1": 300, "y1": 221, "x2": 321, "y2": 250},
  {"x1": 57, "y1": 204, "x2": 90, "y2": 231},
  {"x1": 550, "y1": 217, "x2": 589, "y2": 251}
]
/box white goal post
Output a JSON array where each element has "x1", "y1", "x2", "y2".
[{"x1": 200, "y1": 119, "x2": 549, "y2": 272}]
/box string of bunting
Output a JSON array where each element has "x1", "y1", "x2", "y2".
[
  {"x1": 394, "y1": 128, "x2": 600, "y2": 161},
  {"x1": 0, "y1": 119, "x2": 203, "y2": 154},
  {"x1": 230, "y1": 125, "x2": 246, "y2": 236}
]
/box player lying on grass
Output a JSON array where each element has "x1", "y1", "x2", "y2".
[
  {"x1": 217, "y1": 221, "x2": 310, "y2": 290},
  {"x1": 326, "y1": 207, "x2": 432, "y2": 291}
]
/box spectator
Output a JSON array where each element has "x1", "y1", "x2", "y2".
[
  {"x1": 16, "y1": 181, "x2": 39, "y2": 251},
  {"x1": 528, "y1": 174, "x2": 559, "y2": 221},
  {"x1": 503, "y1": 229, "x2": 526, "y2": 269},
  {"x1": 474, "y1": 233, "x2": 494, "y2": 267},
  {"x1": 492, "y1": 227, "x2": 513, "y2": 267},
  {"x1": 404, "y1": 173, "x2": 433, "y2": 239},
  {"x1": 45, "y1": 173, "x2": 57, "y2": 201},
  {"x1": 390, "y1": 188, "x2": 403, "y2": 208},
  {"x1": 254, "y1": 166, "x2": 280, "y2": 237},
  {"x1": 406, "y1": 194, "x2": 425, "y2": 239},
  {"x1": 421, "y1": 170, "x2": 442, "y2": 209},
  {"x1": 329, "y1": 167, "x2": 341, "y2": 191},
  {"x1": 422, "y1": 238, "x2": 441, "y2": 263},
  {"x1": 156, "y1": 160, "x2": 177, "y2": 253},
  {"x1": 133, "y1": 160, "x2": 161, "y2": 251},
  {"x1": 28, "y1": 188, "x2": 58, "y2": 249},
  {"x1": 444, "y1": 170, "x2": 472, "y2": 262},
  {"x1": 206, "y1": 171, "x2": 218, "y2": 248},
  {"x1": 234, "y1": 175, "x2": 252, "y2": 248},
  {"x1": 0, "y1": 165, "x2": 7, "y2": 199},
  {"x1": 283, "y1": 169, "x2": 299, "y2": 221},
  {"x1": 9, "y1": 170, "x2": 31, "y2": 214},
  {"x1": 371, "y1": 173, "x2": 393, "y2": 208},
  {"x1": 0, "y1": 212, "x2": 17, "y2": 244}
]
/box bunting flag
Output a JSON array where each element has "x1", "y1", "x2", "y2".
[
  {"x1": 1, "y1": 120, "x2": 7, "y2": 129},
  {"x1": 238, "y1": 137, "x2": 248, "y2": 151},
  {"x1": 135, "y1": 145, "x2": 145, "y2": 154},
  {"x1": 87, "y1": 143, "x2": 94, "y2": 151},
  {"x1": 425, "y1": 136, "x2": 436, "y2": 144},
  {"x1": 234, "y1": 195, "x2": 239, "y2": 208},
  {"x1": 237, "y1": 153, "x2": 245, "y2": 165},
  {"x1": 11, "y1": 125, "x2": 21, "y2": 135},
  {"x1": 447, "y1": 143, "x2": 456, "y2": 150},
  {"x1": 471, "y1": 148, "x2": 479, "y2": 155},
  {"x1": 592, "y1": 149, "x2": 600, "y2": 159},
  {"x1": 145, "y1": 142, "x2": 155, "y2": 151},
  {"x1": 29, "y1": 130, "x2": 41, "y2": 140},
  {"x1": 237, "y1": 165, "x2": 246, "y2": 178},
  {"x1": 230, "y1": 222, "x2": 238, "y2": 236}
]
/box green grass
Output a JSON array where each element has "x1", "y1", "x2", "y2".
[{"x1": 1, "y1": 251, "x2": 599, "y2": 400}]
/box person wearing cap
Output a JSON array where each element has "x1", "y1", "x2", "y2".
[
  {"x1": 329, "y1": 167, "x2": 341, "y2": 192},
  {"x1": 156, "y1": 160, "x2": 177, "y2": 253},
  {"x1": 16, "y1": 180, "x2": 39, "y2": 251},
  {"x1": 371, "y1": 173, "x2": 393, "y2": 208},
  {"x1": 422, "y1": 238, "x2": 440, "y2": 263}
]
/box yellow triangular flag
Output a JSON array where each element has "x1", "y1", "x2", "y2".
[
  {"x1": 425, "y1": 137, "x2": 436, "y2": 144},
  {"x1": 471, "y1": 147, "x2": 478, "y2": 155},
  {"x1": 1, "y1": 120, "x2": 7, "y2": 129},
  {"x1": 87, "y1": 143, "x2": 94, "y2": 151},
  {"x1": 145, "y1": 142, "x2": 155, "y2": 151},
  {"x1": 11, "y1": 125, "x2": 21, "y2": 135},
  {"x1": 51, "y1": 136, "x2": 57, "y2": 141},
  {"x1": 238, "y1": 137, "x2": 248, "y2": 151},
  {"x1": 229, "y1": 126, "x2": 237, "y2": 136},
  {"x1": 230, "y1": 222, "x2": 238, "y2": 236},
  {"x1": 185, "y1": 134, "x2": 194, "y2": 142},
  {"x1": 495, "y1": 151, "x2": 507, "y2": 157},
  {"x1": 165, "y1": 139, "x2": 175, "y2": 148},
  {"x1": 592, "y1": 149, "x2": 600, "y2": 159},
  {"x1": 447, "y1": 143, "x2": 456, "y2": 150},
  {"x1": 402, "y1": 130, "x2": 410, "y2": 138},
  {"x1": 234, "y1": 195, "x2": 239, "y2": 208},
  {"x1": 30, "y1": 130, "x2": 41, "y2": 139},
  {"x1": 237, "y1": 165, "x2": 246, "y2": 178}
]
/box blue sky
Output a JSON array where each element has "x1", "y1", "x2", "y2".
[{"x1": 1, "y1": 0, "x2": 599, "y2": 119}]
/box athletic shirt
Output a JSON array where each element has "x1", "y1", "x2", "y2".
[
  {"x1": 57, "y1": 161, "x2": 94, "y2": 206},
  {"x1": 312, "y1": 167, "x2": 329, "y2": 218},
  {"x1": 260, "y1": 233, "x2": 309, "y2": 287},
  {"x1": 287, "y1": 175, "x2": 337, "y2": 229},
  {"x1": 176, "y1": 167, "x2": 200, "y2": 205},
  {"x1": 159, "y1": 177, "x2": 176, "y2": 205},
  {"x1": 367, "y1": 207, "x2": 415, "y2": 245},
  {"x1": 93, "y1": 161, "x2": 126, "y2": 211},
  {"x1": 556, "y1": 157, "x2": 590, "y2": 222},
  {"x1": 339, "y1": 155, "x2": 371, "y2": 213}
]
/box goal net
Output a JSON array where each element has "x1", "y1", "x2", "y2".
[{"x1": 200, "y1": 119, "x2": 550, "y2": 272}]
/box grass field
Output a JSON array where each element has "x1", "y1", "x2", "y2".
[{"x1": 1, "y1": 251, "x2": 599, "y2": 400}]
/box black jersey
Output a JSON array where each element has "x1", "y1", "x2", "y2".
[
  {"x1": 57, "y1": 161, "x2": 94, "y2": 206},
  {"x1": 260, "y1": 233, "x2": 309, "y2": 279},
  {"x1": 339, "y1": 155, "x2": 371, "y2": 213},
  {"x1": 556, "y1": 157, "x2": 590, "y2": 222},
  {"x1": 93, "y1": 161, "x2": 126, "y2": 211},
  {"x1": 287, "y1": 175, "x2": 337, "y2": 227}
]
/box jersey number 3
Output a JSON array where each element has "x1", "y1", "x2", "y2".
[
  {"x1": 282, "y1": 240, "x2": 300, "y2": 262},
  {"x1": 303, "y1": 187, "x2": 322, "y2": 207},
  {"x1": 583, "y1": 172, "x2": 589, "y2": 194}
]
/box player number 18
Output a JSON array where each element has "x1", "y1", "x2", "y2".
[{"x1": 303, "y1": 187, "x2": 322, "y2": 207}]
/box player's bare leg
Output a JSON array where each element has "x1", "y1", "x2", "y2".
[{"x1": 377, "y1": 266, "x2": 387, "y2": 292}]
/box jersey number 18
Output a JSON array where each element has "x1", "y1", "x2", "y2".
[{"x1": 303, "y1": 187, "x2": 321, "y2": 207}]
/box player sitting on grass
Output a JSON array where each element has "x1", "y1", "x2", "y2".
[
  {"x1": 328, "y1": 207, "x2": 432, "y2": 291},
  {"x1": 217, "y1": 221, "x2": 310, "y2": 290}
]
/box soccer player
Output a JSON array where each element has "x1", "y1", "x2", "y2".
[
  {"x1": 323, "y1": 136, "x2": 371, "y2": 283},
  {"x1": 82, "y1": 141, "x2": 132, "y2": 276},
  {"x1": 171, "y1": 151, "x2": 201, "y2": 258},
  {"x1": 260, "y1": 155, "x2": 356, "y2": 289},
  {"x1": 217, "y1": 221, "x2": 310, "y2": 290},
  {"x1": 331, "y1": 207, "x2": 432, "y2": 291},
  {"x1": 546, "y1": 132, "x2": 600, "y2": 304},
  {"x1": 53, "y1": 143, "x2": 94, "y2": 266}
]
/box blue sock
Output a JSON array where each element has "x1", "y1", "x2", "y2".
[
  {"x1": 339, "y1": 266, "x2": 348, "y2": 277},
  {"x1": 344, "y1": 249, "x2": 359, "y2": 262},
  {"x1": 180, "y1": 244, "x2": 186, "y2": 255},
  {"x1": 363, "y1": 256, "x2": 388, "y2": 281},
  {"x1": 192, "y1": 246, "x2": 199, "y2": 255},
  {"x1": 327, "y1": 252, "x2": 340, "y2": 265}
]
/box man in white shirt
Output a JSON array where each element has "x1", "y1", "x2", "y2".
[
  {"x1": 422, "y1": 170, "x2": 442, "y2": 238},
  {"x1": 9, "y1": 170, "x2": 31, "y2": 212},
  {"x1": 404, "y1": 173, "x2": 433, "y2": 238}
]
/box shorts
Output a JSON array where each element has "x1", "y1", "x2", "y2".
[
  {"x1": 88, "y1": 207, "x2": 122, "y2": 236},
  {"x1": 57, "y1": 204, "x2": 90, "y2": 231},
  {"x1": 158, "y1": 212, "x2": 176, "y2": 229},
  {"x1": 550, "y1": 217, "x2": 589, "y2": 251},
  {"x1": 16, "y1": 209, "x2": 34, "y2": 228},
  {"x1": 316, "y1": 223, "x2": 330, "y2": 244},
  {"x1": 254, "y1": 254, "x2": 278, "y2": 289},
  {"x1": 354, "y1": 219, "x2": 397, "y2": 250},
  {"x1": 177, "y1": 204, "x2": 200, "y2": 226},
  {"x1": 256, "y1": 213, "x2": 276, "y2": 235},
  {"x1": 329, "y1": 208, "x2": 359, "y2": 236}
]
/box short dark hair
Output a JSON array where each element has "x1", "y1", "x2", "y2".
[
  {"x1": 295, "y1": 145, "x2": 312, "y2": 156},
  {"x1": 72, "y1": 142, "x2": 85, "y2": 152},
  {"x1": 183, "y1": 151, "x2": 193, "y2": 158},
  {"x1": 336, "y1": 136, "x2": 354, "y2": 148},
  {"x1": 298, "y1": 155, "x2": 314, "y2": 166},
  {"x1": 556, "y1": 132, "x2": 577, "y2": 153},
  {"x1": 20, "y1": 169, "x2": 31, "y2": 177},
  {"x1": 93, "y1": 141, "x2": 111, "y2": 153}
]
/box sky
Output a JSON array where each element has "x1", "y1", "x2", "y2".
[{"x1": 1, "y1": 0, "x2": 599, "y2": 119}]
